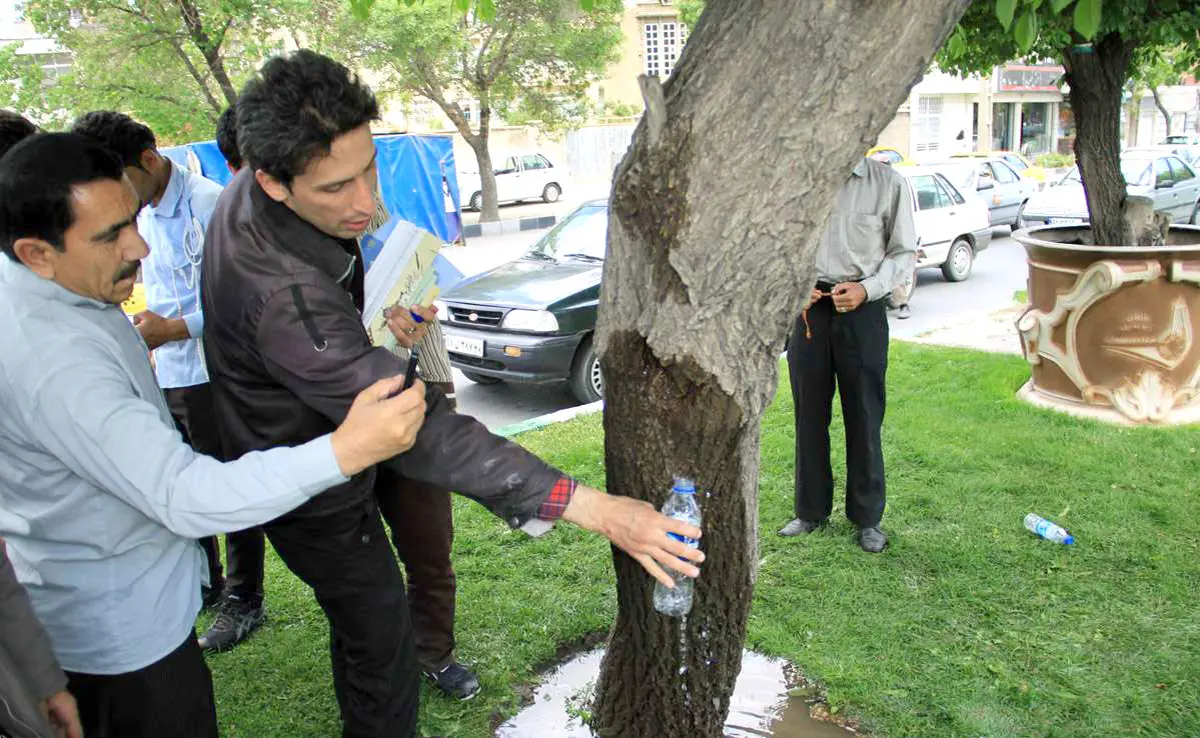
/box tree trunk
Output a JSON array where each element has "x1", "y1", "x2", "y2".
[
  {"x1": 1062, "y1": 33, "x2": 1138, "y2": 247},
  {"x1": 175, "y1": 0, "x2": 238, "y2": 106},
  {"x1": 475, "y1": 105, "x2": 501, "y2": 223},
  {"x1": 1151, "y1": 87, "x2": 1172, "y2": 138},
  {"x1": 591, "y1": 1, "x2": 968, "y2": 736}
]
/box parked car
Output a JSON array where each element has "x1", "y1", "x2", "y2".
[
  {"x1": 951, "y1": 150, "x2": 1048, "y2": 187},
  {"x1": 437, "y1": 201, "x2": 606, "y2": 402},
  {"x1": 1016, "y1": 151, "x2": 1200, "y2": 229},
  {"x1": 892, "y1": 165, "x2": 992, "y2": 303},
  {"x1": 1160, "y1": 133, "x2": 1200, "y2": 166},
  {"x1": 458, "y1": 152, "x2": 567, "y2": 211},
  {"x1": 928, "y1": 157, "x2": 1038, "y2": 228}
]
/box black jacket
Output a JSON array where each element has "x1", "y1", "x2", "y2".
[
  {"x1": 1, "y1": 545, "x2": 63, "y2": 738},
  {"x1": 200, "y1": 170, "x2": 562, "y2": 525}
]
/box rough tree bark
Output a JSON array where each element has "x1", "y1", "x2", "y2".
[
  {"x1": 175, "y1": 0, "x2": 238, "y2": 106},
  {"x1": 591, "y1": 2, "x2": 968, "y2": 736},
  {"x1": 1063, "y1": 33, "x2": 1138, "y2": 247}
]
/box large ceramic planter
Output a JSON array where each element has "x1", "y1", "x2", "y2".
[{"x1": 1012, "y1": 224, "x2": 1200, "y2": 425}]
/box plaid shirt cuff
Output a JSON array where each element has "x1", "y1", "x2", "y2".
[{"x1": 537, "y1": 477, "x2": 576, "y2": 521}]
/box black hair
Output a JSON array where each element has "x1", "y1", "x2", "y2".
[
  {"x1": 237, "y1": 50, "x2": 379, "y2": 187},
  {"x1": 0, "y1": 133, "x2": 126, "y2": 261},
  {"x1": 0, "y1": 110, "x2": 38, "y2": 160},
  {"x1": 215, "y1": 105, "x2": 241, "y2": 170},
  {"x1": 70, "y1": 111, "x2": 156, "y2": 169}
]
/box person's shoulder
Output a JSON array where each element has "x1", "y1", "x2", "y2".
[
  {"x1": 185, "y1": 171, "x2": 224, "y2": 211},
  {"x1": 862, "y1": 157, "x2": 903, "y2": 182}
]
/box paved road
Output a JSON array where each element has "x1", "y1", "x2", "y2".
[{"x1": 447, "y1": 222, "x2": 1029, "y2": 430}]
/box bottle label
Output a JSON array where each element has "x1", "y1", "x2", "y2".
[{"x1": 668, "y1": 532, "x2": 698, "y2": 548}]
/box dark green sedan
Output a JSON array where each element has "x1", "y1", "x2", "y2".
[{"x1": 435, "y1": 201, "x2": 607, "y2": 403}]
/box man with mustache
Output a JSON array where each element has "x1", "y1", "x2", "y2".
[
  {"x1": 0, "y1": 132, "x2": 434, "y2": 738},
  {"x1": 72, "y1": 112, "x2": 234, "y2": 618}
]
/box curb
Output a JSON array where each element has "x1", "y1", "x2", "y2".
[
  {"x1": 495, "y1": 400, "x2": 604, "y2": 438},
  {"x1": 462, "y1": 214, "x2": 558, "y2": 239}
]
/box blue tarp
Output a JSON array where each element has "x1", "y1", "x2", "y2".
[{"x1": 161, "y1": 133, "x2": 461, "y2": 243}]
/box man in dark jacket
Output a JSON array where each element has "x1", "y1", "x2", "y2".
[
  {"x1": 1, "y1": 542, "x2": 82, "y2": 738},
  {"x1": 202, "y1": 50, "x2": 703, "y2": 738}
]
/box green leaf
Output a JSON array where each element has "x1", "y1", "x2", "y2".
[
  {"x1": 1073, "y1": 0, "x2": 1102, "y2": 39},
  {"x1": 1014, "y1": 9, "x2": 1038, "y2": 51},
  {"x1": 1049, "y1": 0, "x2": 1073, "y2": 12},
  {"x1": 580, "y1": 0, "x2": 596, "y2": 10},
  {"x1": 477, "y1": 0, "x2": 496, "y2": 21},
  {"x1": 349, "y1": 0, "x2": 375, "y2": 21},
  {"x1": 995, "y1": 0, "x2": 1017, "y2": 29},
  {"x1": 948, "y1": 32, "x2": 966, "y2": 58}
]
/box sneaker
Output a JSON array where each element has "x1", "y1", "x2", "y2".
[
  {"x1": 778, "y1": 518, "x2": 826, "y2": 537},
  {"x1": 858, "y1": 526, "x2": 889, "y2": 553},
  {"x1": 201, "y1": 585, "x2": 222, "y2": 611},
  {"x1": 198, "y1": 594, "x2": 265, "y2": 652},
  {"x1": 897, "y1": 304, "x2": 911, "y2": 320},
  {"x1": 424, "y1": 662, "x2": 481, "y2": 701}
]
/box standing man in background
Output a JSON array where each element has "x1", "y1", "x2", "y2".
[
  {"x1": 779, "y1": 156, "x2": 915, "y2": 553},
  {"x1": 70, "y1": 113, "x2": 244, "y2": 625}
]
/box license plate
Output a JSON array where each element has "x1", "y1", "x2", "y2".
[
  {"x1": 1047, "y1": 217, "x2": 1084, "y2": 225},
  {"x1": 445, "y1": 335, "x2": 484, "y2": 358}
]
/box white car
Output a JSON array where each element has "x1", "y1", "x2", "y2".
[
  {"x1": 1017, "y1": 151, "x2": 1200, "y2": 228},
  {"x1": 1161, "y1": 134, "x2": 1200, "y2": 166},
  {"x1": 928, "y1": 158, "x2": 1038, "y2": 228},
  {"x1": 459, "y1": 152, "x2": 567, "y2": 211},
  {"x1": 892, "y1": 165, "x2": 992, "y2": 302}
]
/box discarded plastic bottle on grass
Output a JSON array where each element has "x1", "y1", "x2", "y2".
[
  {"x1": 1024, "y1": 513, "x2": 1074, "y2": 544},
  {"x1": 653, "y1": 478, "x2": 702, "y2": 618}
]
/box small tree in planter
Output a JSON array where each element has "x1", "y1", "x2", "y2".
[
  {"x1": 938, "y1": 0, "x2": 1199, "y2": 246},
  {"x1": 939, "y1": 2, "x2": 1200, "y2": 426}
]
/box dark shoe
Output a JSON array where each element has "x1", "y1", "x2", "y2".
[
  {"x1": 897, "y1": 304, "x2": 911, "y2": 320},
  {"x1": 198, "y1": 593, "x2": 265, "y2": 652},
  {"x1": 424, "y1": 662, "x2": 481, "y2": 701},
  {"x1": 778, "y1": 518, "x2": 826, "y2": 537},
  {"x1": 201, "y1": 585, "x2": 222, "y2": 610},
  {"x1": 858, "y1": 526, "x2": 888, "y2": 553}
]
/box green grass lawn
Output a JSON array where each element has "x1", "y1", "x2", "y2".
[{"x1": 209, "y1": 343, "x2": 1200, "y2": 737}]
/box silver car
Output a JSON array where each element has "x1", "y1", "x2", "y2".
[
  {"x1": 929, "y1": 158, "x2": 1038, "y2": 228},
  {"x1": 1017, "y1": 151, "x2": 1200, "y2": 228}
]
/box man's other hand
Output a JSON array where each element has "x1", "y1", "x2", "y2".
[
  {"x1": 133, "y1": 310, "x2": 189, "y2": 351},
  {"x1": 831, "y1": 282, "x2": 867, "y2": 313}
]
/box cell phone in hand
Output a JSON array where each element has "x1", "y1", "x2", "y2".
[{"x1": 402, "y1": 346, "x2": 421, "y2": 391}]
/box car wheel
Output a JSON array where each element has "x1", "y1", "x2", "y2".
[
  {"x1": 1191, "y1": 200, "x2": 1199, "y2": 225},
  {"x1": 462, "y1": 371, "x2": 501, "y2": 385},
  {"x1": 542, "y1": 183, "x2": 561, "y2": 203},
  {"x1": 941, "y1": 238, "x2": 974, "y2": 282},
  {"x1": 568, "y1": 336, "x2": 603, "y2": 404},
  {"x1": 469, "y1": 192, "x2": 483, "y2": 211},
  {"x1": 1014, "y1": 203, "x2": 1029, "y2": 231}
]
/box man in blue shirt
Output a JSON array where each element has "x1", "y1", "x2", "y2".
[
  {"x1": 72, "y1": 113, "x2": 252, "y2": 631},
  {"x1": 0, "y1": 132, "x2": 433, "y2": 738}
]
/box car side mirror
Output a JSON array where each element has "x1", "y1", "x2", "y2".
[{"x1": 977, "y1": 180, "x2": 995, "y2": 191}]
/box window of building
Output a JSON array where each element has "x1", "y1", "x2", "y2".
[
  {"x1": 914, "y1": 96, "x2": 943, "y2": 153},
  {"x1": 642, "y1": 19, "x2": 687, "y2": 78}
]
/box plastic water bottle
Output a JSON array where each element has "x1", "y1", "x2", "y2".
[
  {"x1": 653, "y1": 478, "x2": 702, "y2": 618},
  {"x1": 1024, "y1": 513, "x2": 1074, "y2": 544}
]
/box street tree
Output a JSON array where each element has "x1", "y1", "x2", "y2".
[
  {"x1": 14, "y1": 0, "x2": 306, "y2": 142},
  {"x1": 939, "y1": 0, "x2": 1200, "y2": 246},
  {"x1": 331, "y1": 0, "x2": 623, "y2": 223},
  {"x1": 1130, "y1": 44, "x2": 1199, "y2": 140}
]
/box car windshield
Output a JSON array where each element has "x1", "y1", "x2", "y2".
[
  {"x1": 936, "y1": 163, "x2": 976, "y2": 192},
  {"x1": 1002, "y1": 154, "x2": 1028, "y2": 171},
  {"x1": 1058, "y1": 159, "x2": 1153, "y2": 187},
  {"x1": 1164, "y1": 136, "x2": 1192, "y2": 145},
  {"x1": 526, "y1": 204, "x2": 608, "y2": 262}
]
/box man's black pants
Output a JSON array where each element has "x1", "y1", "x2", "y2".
[
  {"x1": 787, "y1": 294, "x2": 889, "y2": 528},
  {"x1": 166, "y1": 383, "x2": 265, "y2": 603},
  {"x1": 264, "y1": 498, "x2": 420, "y2": 738},
  {"x1": 65, "y1": 633, "x2": 218, "y2": 738}
]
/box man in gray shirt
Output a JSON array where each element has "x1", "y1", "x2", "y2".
[
  {"x1": 0, "y1": 133, "x2": 429, "y2": 738},
  {"x1": 779, "y1": 157, "x2": 916, "y2": 552}
]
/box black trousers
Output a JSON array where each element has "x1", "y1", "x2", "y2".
[
  {"x1": 65, "y1": 633, "x2": 217, "y2": 738},
  {"x1": 264, "y1": 499, "x2": 420, "y2": 738},
  {"x1": 164, "y1": 384, "x2": 225, "y2": 593},
  {"x1": 787, "y1": 295, "x2": 889, "y2": 528}
]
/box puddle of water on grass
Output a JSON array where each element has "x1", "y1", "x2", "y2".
[{"x1": 496, "y1": 649, "x2": 857, "y2": 737}]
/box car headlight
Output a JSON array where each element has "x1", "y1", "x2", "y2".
[
  {"x1": 501, "y1": 309, "x2": 558, "y2": 332},
  {"x1": 432, "y1": 299, "x2": 448, "y2": 321}
]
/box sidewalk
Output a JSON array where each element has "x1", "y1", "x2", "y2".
[{"x1": 903, "y1": 303, "x2": 1025, "y2": 355}]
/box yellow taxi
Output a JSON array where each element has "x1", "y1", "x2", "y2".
[
  {"x1": 121, "y1": 281, "x2": 146, "y2": 317},
  {"x1": 866, "y1": 146, "x2": 908, "y2": 166},
  {"x1": 951, "y1": 150, "x2": 1047, "y2": 187}
]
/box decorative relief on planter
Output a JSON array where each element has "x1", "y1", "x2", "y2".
[{"x1": 1017, "y1": 257, "x2": 1200, "y2": 425}]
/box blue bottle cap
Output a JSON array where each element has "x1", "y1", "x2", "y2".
[
  {"x1": 1063, "y1": 535, "x2": 1074, "y2": 544},
  {"x1": 410, "y1": 310, "x2": 425, "y2": 324},
  {"x1": 673, "y1": 478, "x2": 695, "y2": 494}
]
